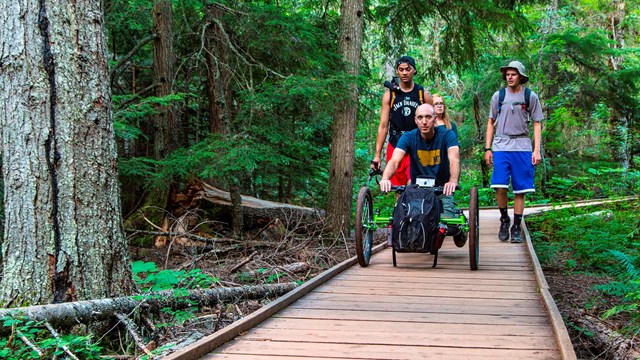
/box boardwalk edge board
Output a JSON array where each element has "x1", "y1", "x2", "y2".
[
  {"x1": 163, "y1": 242, "x2": 388, "y2": 360},
  {"x1": 522, "y1": 220, "x2": 577, "y2": 360}
]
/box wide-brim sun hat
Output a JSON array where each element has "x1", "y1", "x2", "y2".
[{"x1": 500, "y1": 60, "x2": 529, "y2": 84}]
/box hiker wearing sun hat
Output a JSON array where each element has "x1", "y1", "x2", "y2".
[
  {"x1": 372, "y1": 56, "x2": 433, "y2": 190},
  {"x1": 484, "y1": 60, "x2": 544, "y2": 244}
]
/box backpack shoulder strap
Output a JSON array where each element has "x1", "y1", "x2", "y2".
[
  {"x1": 390, "y1": 90, "x2": 396, "y2": 107},
  {"x1": 419, "y1": 89, "x2": 424, "y2": 105},
  {"x1": 524, "y1": 87, "x2": 531, "y2": 113},
  {"x1": 497, "y1": 87, "x2": 506, "y2": 115}
]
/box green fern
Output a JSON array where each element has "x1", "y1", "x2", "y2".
[{"x1": 595, "y1": 250, "x2": 640, "y2": 335}]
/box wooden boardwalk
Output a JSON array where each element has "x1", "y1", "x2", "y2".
[{"x1": 168, "y1": 209, "x2": 576, "y2": 360}]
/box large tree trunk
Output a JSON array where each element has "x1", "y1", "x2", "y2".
[
  {"x1": 326, "y1": 0, "x2": 364, "y2": 236},
  {"x1": 0, "y1": 0, "x2": 134, "y2": 305},
  {"x1": 205, "y1": 5, "x2": 233, "y2": 135},
  {"x1": 607, "y1": 0, "x2": 631, "y2": 175},
  {"x1": 153, "y1": 0, "x2": 178, "y2": 158}
]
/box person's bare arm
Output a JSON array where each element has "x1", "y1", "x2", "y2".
[
  {"x1": 444, "y1": 146, "x2": 460, "y2": 196},
  {"x1": 532, "y1": 121, "x2": 542, "y2": 165},
  {"x1": 372, "y1": 91, "x2": 391, "y2": 169},
  {"x1": 380, "y1": 147, "x2": 406, "y2": 192},
  {"x1": 485, "y1": 118, "x2": 495, "y2": 166},
  {"x1": 423, "y1": 90, "x2": 433, "y2": 105}
]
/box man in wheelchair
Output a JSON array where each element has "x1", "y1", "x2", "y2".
[{"x1": 379, "y1": 104, "x2": 460, "y2": 218}]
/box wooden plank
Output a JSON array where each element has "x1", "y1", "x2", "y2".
[
  {"x1": 331, "y1": 273, "x2": 536, "y2": 286},
  {"x1": 239, "y1": 327, "x2": 558, "y2": 349},
  {"x1": 311, "y1": 285, "x2": 541, "y2": 300},
  {"x1": 275, "y1": 308, "x2": 550, "y2": 326},
  {"x1": 287, "y1": 299, "x2": 545, "y2": 316},
  {"x1": 257, "y1": 317, "x2": 555, "y2": 336},
  {"x1": 321, "y1": 278, "x2": 538, "y2": 293},
  {"x1": 299, "y1": 292, "x2": 545, "y2": 308},
  {"x1": 207, "y1": 340, "x2": 562, "y2": 359}
]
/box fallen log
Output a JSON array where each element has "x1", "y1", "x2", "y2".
[
  {"x1": 237, "y1": 262, "x2": 309, "y2": 280},
  {"x1": 0, "y1": 283, "x2": 297, "y2": 335},
  {"x1": 568, "y1": 309, "x2": 640, "y2": 360},
  {"x1": 200, "y1": 182, "x2": 325, "y2": 229}
]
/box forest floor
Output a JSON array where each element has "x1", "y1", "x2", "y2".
[{"x1": 134, "y1": 226, "x2": 627, "y2": 359}]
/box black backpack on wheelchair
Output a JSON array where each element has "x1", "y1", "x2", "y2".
[{"x1": 391, "y1": 184, "x2": 441, "y2": 254}]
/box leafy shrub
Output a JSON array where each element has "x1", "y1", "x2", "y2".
[{"x1": 0, "y1": 317, "x2": 102, "y2": 360}]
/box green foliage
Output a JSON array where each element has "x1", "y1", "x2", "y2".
[
  {"x1": 530, "y1": 199, "x2": 640, "y2": 335},
  {"x1": 132, "y1": 261, "x2": 219, "y2": 292},
  {"x1": 595, "y1": 250, "x2": 640, "y2": 335},
  {"x1": 0, "y1": 316, "x2": 102, "y2": 359}
]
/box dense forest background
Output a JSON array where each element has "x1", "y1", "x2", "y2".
[{"x1": 105, "y1": 0, "x2": 638, "y2": 231}]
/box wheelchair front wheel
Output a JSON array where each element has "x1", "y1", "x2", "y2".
[{"x1": 355, "y1": 186, "x2": 374, "y2": 267}]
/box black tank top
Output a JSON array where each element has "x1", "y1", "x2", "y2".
[{"x1": 388, "y1": 84, "x2": 424, "y2": 147}]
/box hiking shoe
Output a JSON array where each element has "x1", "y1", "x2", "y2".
[
  {"x1": 510, "y1": 225, "x2": 523, "y2": 243},
  {"x1": 499, "y1": 218, "x2": 510, "y2": 241}
]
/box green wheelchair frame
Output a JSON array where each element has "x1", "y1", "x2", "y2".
[{"x1": 355, "y1": 170, "x2": 479, "y2": 270}]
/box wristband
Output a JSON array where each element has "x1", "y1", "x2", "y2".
[{"x1": 484, "y1": 147, "x2": 492, "y2": 152}]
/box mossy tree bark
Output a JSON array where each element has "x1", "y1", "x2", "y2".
[
  {"x1": 326, "y1": 0, "x2": 364, "y2": 236},
  {"x1": 0, "y1": 0, "x2": 135, "y2": 305}
]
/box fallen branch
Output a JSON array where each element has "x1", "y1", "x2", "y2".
[
  {"x1": 569, "y1": 309, "x2": 640, "y2": 360},
  {"x1": 238, "y1": 262, "x2": 309, "y2": 279},
  {"x1": 45, "y1": 322, "x2": 80, "y2": 360},
  {"x1": 229, "y1": 251, "x2": 258, "y2": 274},
  {"x1": 115, "y1": 313, "x2": 154, "y2": 357},
  {"x1": 125, "y1": 229, "x2": 239, "y2": 245},
  {"x1": 0, "y1": 283, "x2": 297, "y2": 335},
  {"x1": 16, "y1": 328, "x2": 43, "y2": 357}
]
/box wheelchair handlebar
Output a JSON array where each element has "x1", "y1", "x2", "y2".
[{"x1": 390, "y1": 185, "x2": 460, "y2": 195}]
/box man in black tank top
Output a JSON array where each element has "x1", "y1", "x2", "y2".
[{"x1": 372, "y1": 56, "x2": 433, "y2": 187}]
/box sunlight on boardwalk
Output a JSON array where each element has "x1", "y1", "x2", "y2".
[{"x1": 203, "y1": 210, "x2": 567, "y2": 359}]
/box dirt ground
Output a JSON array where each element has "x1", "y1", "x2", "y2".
[{"x1": 544, "y1": 269, "x2": 633, "y2": 360}]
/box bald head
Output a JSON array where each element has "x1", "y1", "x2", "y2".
[
  {"x1": 414, "y1": 103, "x2": 437, "y2": 139},
  {"x1": 416, "y1": 104, "x2": 436, "y2": 117}
]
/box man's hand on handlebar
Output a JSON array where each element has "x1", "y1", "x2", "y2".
[
  {"x1": 379, "y1": 179, "x2": 392, "y2": 193},
  {"x1": 370, "y1": 158, "x2": 381, "y2": 171},
  {"x1": 443, "y1": 181, "x2": 458, "y2": 196}
]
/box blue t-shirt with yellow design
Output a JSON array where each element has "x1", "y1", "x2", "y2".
[{"x1": 395, "y1": 126, "x2": 459, "y2": 186}]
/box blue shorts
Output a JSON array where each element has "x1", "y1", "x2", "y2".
[{"x1": 490, "y1": 151, "x2": 535, "y2": 194}]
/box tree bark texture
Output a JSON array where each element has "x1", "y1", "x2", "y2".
[
  {"x1": 607, "y1": 1, "x2": 631, "y2": 173},
  {"x1": 152, "y1": 0, "x2": 178, "y2": 159},
  {"x1": 205, "y1": 5, "x2": 233, "y2": 134},
  {"x1": 0, "y1": 0, "x2": 134, "y2": 305},
  {"x1": 0, "y1": 283, "x2": 297, "y2": 334},
  {"x1": 326, "y1": 0, "x2": 364, "y2": 236}
]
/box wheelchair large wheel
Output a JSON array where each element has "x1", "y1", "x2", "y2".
[
  {"x1": 468, "y1": 187, "x2": 479, "y2": 270},
  {"x1": 355, "y1": 186, "x2": 374, "y2": 267}
]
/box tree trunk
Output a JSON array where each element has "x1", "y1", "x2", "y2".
[
  {"x1": 0, "y1": 0, "x2": 134, "y2": 305},
  {"x1": 152, "y1": 0, "x2": 178, "y2": 159},
  {"x1": 205, "y1": 5, "x2": 233, "y2": 134},
  {"x1": 326, "y1": 0, "x2": 364, "y2": 236},
  {"x1": 607, "y1": 1, "x2": 631, "y2": 175}
]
